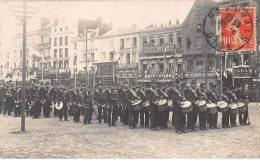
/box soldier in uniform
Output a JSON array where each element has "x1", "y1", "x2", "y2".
[
  {"x1": 206, "y1": 83, "x2": 220, "y2": 129},
  {"x1": 59, "y1": 87, "x2": 69, "y2": 121},
  {"x1": 0, "y1": 85, "x2": 4, "y2": 114},
  {"x1": 95, "y1": 83, "x2": 107, "y2": 124},
  {"x1": 109, "y1": 82, "x2": 118, "y2": 126},
  {"x1": 82, "y1": 87, "x2": 93, "y2": 125},
  {"x1": 221, "y1": 87, "x2": 232, "y2": 128},
  {"x1": 156, "y1": 82, "x2": 169, "y2": 129},
  {"x1": 13, "y1": 88, "x2": 21, "y2": 117},
  {"x1": 226, "y1": 86, "x2": 238, "y2": 127},
  {"x1": 184, "y1": 80, "x2": 199, "y2": 132},
  {"x1": 43, "y1": 82, "x2": 52, "y2": 118},
  {"x1": 72, "y1": 86, "x2": 82, "y2": 123},
  {"x1": 235, "y1": 84, "x2": 250, "y2": 126},
  {"x1": 136, "y1": 82, "x2": 149, "y2": 128},
  {"x1": 197, "y1": 83, "x2": 209, "y2": 131},
  {"x1": 32, "y1": 86, "x2": 41, "y2": 119}
]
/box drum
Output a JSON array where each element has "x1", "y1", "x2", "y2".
[
  {"x1": 143, "y1": 101, "x2": 150, "y2": 107},
  {"x1": 180, "y1": 101, "x2": 192, "y2": 114},
  {"x1": 237, "y1": 102, "x2": 246, "y2": 113},
  {"x1": 195, "y1": 100, "x2": 207, "y2": 112},
  {"x1": 207, "y1": 103, "x2": 217, "y2": 114},
  {"x1": 157, "y1": 99, "x2": 168, "y2": 111},
  {"x1": 217, "y1": 101, "x2": 228, "y2": 113},
  {"x1": 55, "y1": 101, "x2": 63, "y2": 110},
  {"x1": 229, "y1": 103, "x2": 239, "y2": 114},
  {"x1": 132, "y1": 100, "x2": 142, "y2": 111}
]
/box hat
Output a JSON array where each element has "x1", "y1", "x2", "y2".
[
  {"x1": 76, "y1": 84, "x2": 80, "y2": 87},
  {"x1": 137, "y1": 81, "x2": 142, "y2": 86},
  {"x1": 175, "y1": 79, "x2": 180, "y2": 84},
  {"x1": 200, "y1": 83, "x2": 206, "y2": 88},
  {"x1": 191, "y1": 80, "x2": 196, "y2": 84},
  {"x1": 46, "y1": 82, "x2": 49, "y2": 85}
]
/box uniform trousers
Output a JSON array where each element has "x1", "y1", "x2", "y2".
[
  {"x1": 0, "y1": 101, "x2": 2, "y2": 114},
  {"x1": 83, "y1": 107, "x2": 92, "y2": 124},
  {"x1": 230, "y1": 113, "x2": 237, "y2": 126},
  {"x1": 128, "y1": 104, "x2": 139, "y2": 128},
  {"x1": 97, "y1": 106, "x2": 107, "y2": 123},
  {"x1": 121, "y1": 104, "x2": 129, "y2": 125},
  {"x1": 174, "y1": 108, "x2": 187, "y2": 132},
  {"x1": 139, "y1": 107, "x2": 149, "y2": 127},
  {"x1": 59, "y1": 101, "x2": 68, "y2": 120},
  {"x1": 222, "y1": 111, "x2": 230, "y2": 128},
  {"x1": 157, "y1": 109, "x2": 169, "y2": 128},
  {"x1": 150, "y1": 103, "x2": 158, "y2": 129},
  {"x1": 239, "y1": 106, "x2": 248, "y2": 125},
  {"x1": 187, "y1": 106, "x2": 197, "y2": 130},
  {"x1": 107, "y1": 105, "x2": 117, "y2": 126},
  {"x1": 43, "y1": 100, "x2": 51, "y2": 117},
  {"x1": 72, "y1": 104, "x2": 81, "y2": 122},
  {"x1": 14, "y1": 106, "x2": 21, "y2": 117},
  {"x1": 199, "y1": 111, "x2": 207, "y2": 129},
  {"x1": 208, "y1": 112, "x2": 218, "y2": 128},
  {"x1": 32, "y1": 100, "x2": 41, "y2": 118}
]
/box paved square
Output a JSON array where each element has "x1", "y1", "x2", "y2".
[{"x1": 0, "y1": 104, "x2": 259, "y2": 158}]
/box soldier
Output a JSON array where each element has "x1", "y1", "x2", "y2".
[
  {"x1": 109, "y1": 82, "x2": 118, "y2": 126},
  {"x1": 32, "y1": 86, "x2": 41, "y2": 119},
  {"x1": 43, "y1": 82, "x2": 52, "y2": 118},
  {"x1": 236, "y1": 84, "x2": 250, "y2": 126},
  {"x1": 184, "y1": 80, "x2": 199, "y2": 132},
  {"x1": 197, "y1": 83, "x2": 209, "y2": 131},
  {"x1": 0, "y1": 85, "x2": 4, "y2": 114},
  {"x1": 59, "y1": 88, "x2": 69, "y2": 121},
  {"x1": 95, "y1": 84, "x2": 107, "y2": 124},
  {"x1": 82, "y1": 87, "x2": 93, "y2": 125},
  {"x1": 136, "y1": 82, "x2": 149, "y2": 128},
  {"x1": 156, "y1": 82, "x2": 169, "y2": 129},
  {"x1": 226, "y1": 86, "x2": 238, "y2": 127},
  {"x1": 206, "y1": 83, "x2": 220, "y2": 129},
  {"x1": 13, "y1": 88, "x2": 21, "y2": 117},
  {"x1": 222, "y1": 87, "x2": 232, "y2": 128}
]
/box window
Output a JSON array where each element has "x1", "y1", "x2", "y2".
[
  {"x1": 159, "y1": 38, "x2": 164, "y2": 46},
  {"x1": 54, "y1": 29, "x2": 57, "y2": 32},
  {"x1": 60, "y1": 28, "x2": 62, "y2": 32},
  {"x1": 65, "y1": 48, "x2": 68, "y2": 57},
  {"x1": 91, "y1": 53, "x2": 95, "y2": 61},
  {"x1": 102, "y1": 52, "x2": 105, "y2": 61},
  {"x1": 151, "y1": 63, "x2": 155, "y2": 68},
  {"x1": 207, "y1": 58, "x2": 216, "y2": 71},
  {"x1": 53, "y1": 61, "x2": 57, "y2": 69},
  {"x1": 132, "y1": 37, "x2": 137, "y2": 47},
  {"x1": 168, "y1": 63, "x2": 172, "y2": 70},
  {"x1": 54, "y1": 49, "x2": 57, "y2": 58},
  {"x1": 143, "y1": 37, "x2": 147, "y2": 47},
  {"x1": 196, "y1": 23, "x2": 202, "y2": 32},
  {"x1": 65, "y1": 27, "x2": 68, "y2": 31},
  {"x1": 233, "y1": 55, "x2": 238, "y2": 66},
  {"x1": 59, "y1": 48, "x2": 63, "y2": 58},
  {"x1": 126, "y1": 53, "x2": 130, "y2": 64},
  {"x1": 74, "y1": 43, "x2": 77, "y2": 49},
  {"x1": 177, "y1": 64, "x2": 182, "y2": 72},
  {"x1": 41, "y1": 36, "x2": 44, "y2": 44},
  {"x1": 195, "y1": 58, "x2": 205, "y2": 72},
  {"x1": 186, "y1": 37, "x2": 192, "y2": 50},
  {"x1": 64, "y1": 60, "x2": 69, "y2": 68},
  {"x1": 177, "y1": 35, "x2": 182, "y2": 48},
  {"x1": 187, "y1": 59, "x2": 194, "y2": 72},
  {"x1": 65, "y1": 36, "x2": 68, "y2": 45},
  {"x1": 126, "y1": 38, "x2": 130, "y2": 48},
  {"x1": 150, "y1": 36, "x2": 155, "y2": 45},
  {"x1": 159, "y1": 63, "x2": 164, "y2": 72},
  {"x1": 110, "y1": 52, "x2": 114, "y2": 61},
  {"x1": 132, "y1": 53, "x2": 136, "y2": 63},
  {"x1": 168, "y1": 34, "x2": 173, "y2": 43},
  {"x1": 59, "y1": 61, "x2": 63, "y2": 69},
  {"x1": 54, "y1": 38, "x2": 57, "y2": 46},
  {"x1": 195, "y1": 36, "x2": 201, "y2": 48},
  {"x1": 243, "y1": 54, "x2": 249, "y2": 65},
  {"x1": 120, "y1": 39, "x2": 124, "y2": 49},
  {"x1": 59, "y1": 37, "x2": 63, "y2": 46},
  {"x1": 143, "y1": 64, "x2": 147, "y2": 70}
]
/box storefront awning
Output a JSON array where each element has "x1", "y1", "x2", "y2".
[{"x1": 139, "y1": 55, "x2": 174, "y2": 60}]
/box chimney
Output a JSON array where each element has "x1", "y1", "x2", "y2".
[{"x1": 175, "y1": 19, "x2": 179, "y2": 24}]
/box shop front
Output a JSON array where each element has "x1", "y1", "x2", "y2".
[{"x1": 94, "y1": 62, "x2": 116, "y2": 85}]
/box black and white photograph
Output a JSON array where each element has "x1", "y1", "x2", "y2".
[{"x1": 0, "y1": 0, "x2": 259, "y2": 159}]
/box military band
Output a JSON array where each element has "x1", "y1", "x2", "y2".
[{"x1": 0, "y1": 79, "x2": 252, "y2": 134}]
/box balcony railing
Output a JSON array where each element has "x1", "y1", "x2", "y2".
[{"x1": 142, "y1": 44, "x2": 182, "y2": 54}]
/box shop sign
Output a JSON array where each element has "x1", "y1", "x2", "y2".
[
  {"x1": 117, "y1": 71, "x2": 137, "y2": 78},
  {"x1": 184, "y1": 72, "x2": 216, "y2": 79},
  {"x1": 146, "y1": 73, "x2": 174, "y2": 78},
  {"x1": 233, "y1": 67, "x2": 252, "y2": 74}
]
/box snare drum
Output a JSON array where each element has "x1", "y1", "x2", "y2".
[
  {"x1": 229, "y1": 103, "x2": 239, "y2": 114},
  {"x1": 132, "y1": 100, "x2": 143, "y2": 111},
  {"x1": 217, "y1": 101, "x2": 228, "y2": 113},
  {"x1": 207, "y1": 103, "x2": 217, "y2": 114},
  {"x1": 157, "y1": 99, "x2": 168, "y2": 111},
  {"x1": 237, "y1": 102, "x2": 246, "y2": 113},
  {"x1": 180, "y1": 101, "x2": 192, "y2": 114},
  {"x1": 195, "y1": 100, "x2": 207, "y2": 112}
]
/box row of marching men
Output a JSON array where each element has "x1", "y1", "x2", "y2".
[{"x1": 0, "y1": 80, "x2": 250, "y2": 134}]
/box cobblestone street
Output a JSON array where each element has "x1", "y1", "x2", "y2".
[{"x1": 0, "y1": 103, "x2": 259, "y2": 159}]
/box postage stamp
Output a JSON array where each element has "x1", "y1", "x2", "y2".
[
  {"x1": 220, "y1": 7, "x2": 255, "y2": 51},
  {"x1": 203, "y1": 6, "x2": 256, "y2": 52}
]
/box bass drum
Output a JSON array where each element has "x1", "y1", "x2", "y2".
[
  {"x1": 229, "y1": 103, "x2": 239, "y2": 114},
  {"x1": 217, "y1": 101, "x2": 228, "y2": 113},
  {"x1": 195, "y1": 100, "x2": 207, "y2": 112},
  {"x1": 156, "y1": 99, "x2": 168, "y2": 111},
  {"x1": 132, "y1": 100, "x2": 143, "y2": 111},
  {"x1": 55, "y1": 101, "x2": 63, "y2": 110},
  {"x1": 207, "y1": 103, "x2": 217, "y2": 114},
  {"x1": 237, "y1": 102, "x2": 246, "y2": 113},
  {"x1": 180, "y1": 101, "x2": 192, "y2": 114}
]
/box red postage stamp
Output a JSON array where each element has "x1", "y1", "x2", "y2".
[{"x1": 220, "y1": 7, "x2": 255, "y2": 51}]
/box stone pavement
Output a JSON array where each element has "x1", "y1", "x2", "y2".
[{"x1": 0, "y1": 104, "x2": 259, "y2": 159}]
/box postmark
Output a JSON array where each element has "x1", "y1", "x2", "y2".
[{"x1": 203, "y1": 5, "x2": 255, "y2": 52}]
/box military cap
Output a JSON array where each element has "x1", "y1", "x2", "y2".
[
  {"x1": 200, "y1": 83, "x2": 206, "y2": 88},
  {"x1": 137, "y1": 81, "x2": 142, "y2": 86},
  {"x1": 175, "y1": 79, "x2": 180, "y2": 84},
  {"x1": 76, "y1": 84, "x2": 80, "y2": 87},
  {"x1": 191, "y1": 80, "x2": 196, "y2": 84}
]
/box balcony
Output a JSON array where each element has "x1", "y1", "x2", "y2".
[
  {"x1": 116, "y1": 63, "x2": 138, "y2": 69},
  {"x1": 142, "y1": 44, "x2": 182, "y2": 54},
  {"x1": 38, "y1": 43, "x2": 51, "y2": 50}
]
